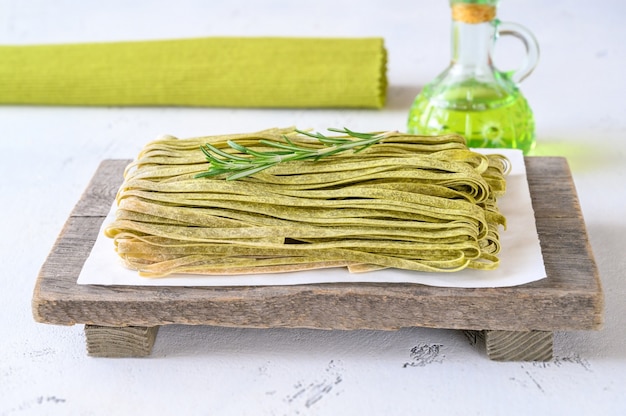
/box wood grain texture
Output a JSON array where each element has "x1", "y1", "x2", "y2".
[
  {"x1": 32, "y1": 158, "x2": 604, "y2": 332},
  {"x1": 484, "y1": 330, "x2": 553, "y2": 361},
  {"x1": 464, "y1": 329, "x2": 553, "y2": 361},
  {"x1": 85, "y1": 325, "x2": 159, "y2": 357}
]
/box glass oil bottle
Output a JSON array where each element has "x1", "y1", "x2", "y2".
[{"x1": 407, "y1": 0, "x2": 539, "y2": 153}]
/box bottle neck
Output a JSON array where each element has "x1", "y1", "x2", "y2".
[{"x1": 450, "y1": 20, "x2": 495, "y2": 70}]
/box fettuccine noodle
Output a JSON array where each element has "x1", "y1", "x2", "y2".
[{"x1": 105, "y1": 127, "x2": 510, "y2": 277}]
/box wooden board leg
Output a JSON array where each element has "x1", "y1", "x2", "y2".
[
  {"x1": 85, "y1": 325, "x2": 159, "y2": 358},
  {"x1": 466, "y1": 330, "x2": 553, "y2": 361}
]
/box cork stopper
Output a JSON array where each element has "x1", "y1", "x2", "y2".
[{"x1": 451, "y1": 3, "x2": 496, "y2": 23}]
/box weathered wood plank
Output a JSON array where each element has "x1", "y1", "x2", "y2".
[
  {"x1": 71, "y1": 159, "x2": 127, "y2": 217},
  {"x1": 484, "y1": 330, "x2": 553, "y2": 361},
  {"x1": 32, "y1": 157, "x2": 603, "y2": 334},
  {"x1": 464, "y1": 329, "x2": 553, "y2": 361},
  {"x1": 85, "y1": 325, "x2": 159, "y2": 358}
]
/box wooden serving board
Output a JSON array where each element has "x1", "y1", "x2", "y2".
[{"x1": 32, "y1": 158, "x2": 603, "y2": 360}]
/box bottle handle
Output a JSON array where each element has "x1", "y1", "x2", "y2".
[{"x1": 495, "y1": 21, "x2": 540, "y2": 84}]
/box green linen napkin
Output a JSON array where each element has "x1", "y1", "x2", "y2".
[{"x1": 0, "y1": 37, "x2": 387, "y2": 108}]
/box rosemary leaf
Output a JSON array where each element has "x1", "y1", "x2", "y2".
[{"x1": 195, "y1": 128, "x2": 396, "y2": 180}]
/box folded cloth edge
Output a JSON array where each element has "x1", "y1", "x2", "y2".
[{"x1": 0, "y1": 36, "x2": 387, "y2": 109}]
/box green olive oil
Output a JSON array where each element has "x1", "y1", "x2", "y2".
[
  {"x1": 407, "y1": 1, "x2": 539, "y2": 154},
  {"x1": 407, "y1": 84, "x2": 536, "y2": 154}
]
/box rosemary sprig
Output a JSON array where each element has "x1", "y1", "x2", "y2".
[{"x1": 195, "y1": 127, "x2": 396, "y2": 180}]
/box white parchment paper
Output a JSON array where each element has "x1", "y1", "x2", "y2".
[{"x1": 77, "y1": 149, "x2": 546, "y2": 288}]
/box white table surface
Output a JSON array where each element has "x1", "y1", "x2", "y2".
[{"x1": 1, "y1": 0, "x2": 625, "y2": 415}]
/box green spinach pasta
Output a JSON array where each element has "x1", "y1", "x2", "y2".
[{"x1": 105, "y1": 127, "x2": 510, "y2": 277}]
